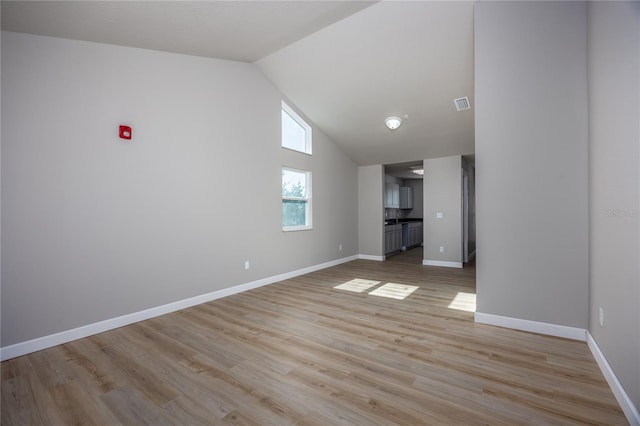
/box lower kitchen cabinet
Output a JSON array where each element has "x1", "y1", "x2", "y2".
[
  {"x1": 385, "y1": 224, "x2": 402, "y2": 255},
  {"x1": 407, "y1": 222, "x2": 423, "y2": 248},
  {"x1": 401, "y1": 222, "x2": 423, "y2": 249}
]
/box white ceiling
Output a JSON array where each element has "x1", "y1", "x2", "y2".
[
  {"x1": 258, "y1": 1, "x2": 475, "y2": 166},
  {"x1": 1, "y1": 0, "x2": 475, "y2": 166},
  {"x1": 1, "y1": 1, "x2": 375, "y2": 62}
]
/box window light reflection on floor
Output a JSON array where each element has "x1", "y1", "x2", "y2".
[
  {"x1": 369, "y1": 283, "x2": 420, "y2": 300},
  {"x1": 333, "y1": 279, "x2": 419, "y2": 301},
  {"x1": 447, "y1": 292, "x2": 476, "y2": 312},
  {"x1": 333, "y1": 278, "x2": 381, "y2": 293},
  {"x1": 369, "y1": 283, "x2": 419, "y2": 300}
]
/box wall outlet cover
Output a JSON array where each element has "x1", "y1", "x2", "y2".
[{"x1": 598, "y1": 307, "x2": 604, "y2": 327}]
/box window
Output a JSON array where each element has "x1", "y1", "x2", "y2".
[
  {"x1": 282, "y1": 167, "x2": 312, "y2": 231},
  {"x1": 281, "y1": 101, "x2": 312, "y2": 154}
]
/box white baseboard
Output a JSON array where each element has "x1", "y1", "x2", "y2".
[
  {"x1": 359, "y1": 254, "x2": 384, "y2": 261},
  {"x1": 0, "y1": 255, "x2": 359, "y2": 361},
  {"x1": 587, "y1": 332, "x2": 640, "y2": 426},
  {"x1": 474, "y1": 312, "x2": 587, "y2": 341},
  {"x1": 422, "y1": 259, "x2": 463, "y2": 268},
  {"x1": 474, "y1": 313, "x2": 639, "y2": 424}
]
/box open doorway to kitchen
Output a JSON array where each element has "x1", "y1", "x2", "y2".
[{"x1": 383, "y1": 161, "x2": 424, "y2": 264}]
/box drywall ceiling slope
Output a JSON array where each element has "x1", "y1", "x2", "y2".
[
  {"x1": 1, "y1": 1, "x2": 375, "y2": 63},
  {"x1": 257, "y1": 1, "x2": 475, "y2": 166}
]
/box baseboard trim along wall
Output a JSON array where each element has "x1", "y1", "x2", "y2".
[
  {"x1": 474, "y1": 312, "x2": 587, "y2": 341},
  {"x1": 475, "y1": 312, "x2": 640, "y2": 426},
  {"x1": 0, "y1": 254, "x2": 360, "y2": 361},
  {"x1": 422, "y1": 259, "x2": 463, "y2": 268},
  {"x1": 359, "y1": 254, "x2": 385, "y2": 261},
  {"x1": 587, "y1": 332, "x2": 640, "y2": 426}
]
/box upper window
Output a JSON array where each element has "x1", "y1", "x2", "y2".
[
  {"x1": 282, "y1": 167, "x2": 312, "y2": 231},
  {"x1": 281, "y1": 101, "x2": 312, "y2": 155}
]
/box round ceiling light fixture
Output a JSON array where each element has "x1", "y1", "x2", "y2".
[{"x1": 385, "y1": 116, "x2": 402, "y2": 130}]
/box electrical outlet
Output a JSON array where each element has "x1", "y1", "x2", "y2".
[
  {"x1": 244, "y1": 261, "x2": 250, "y2": 270},
  {"x1": 339, "y1": 244, "x2": 343, "y2": 251},
  {"x1": 439, "y1": 246, "x2": 444, "y2": 253},
  {"x1": 599, "y1": 307, "x2": 604, "y2": 327}
]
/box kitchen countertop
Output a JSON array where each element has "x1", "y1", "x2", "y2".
[{"x1": 385, "y1": 219, "x2": 422, "y2": 226}]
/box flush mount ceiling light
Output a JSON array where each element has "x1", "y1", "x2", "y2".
[{"x1": 385, "y1": 116, "x2": 402, "y2": 130}]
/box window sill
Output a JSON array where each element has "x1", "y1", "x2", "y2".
[
  {"x1": 282, "y1": 226, "x2": 313, "y2": 232},
  {"x1": 282, "y1": 146, "x2": 313, "y2": 156}
]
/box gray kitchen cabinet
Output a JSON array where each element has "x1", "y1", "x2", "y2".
[
  {"x1": 407, "y1": 222, "x2": 423, "y2": 247},
  {"x1": 399, "y1": 186, "x2": 413, "y2": 209},
  {"x1": 385, "y1": 224, "x2": 402, "y2": 254},
  {"x1": 401, "y1": 221, "x2": 423, "y2": 249},
  {"x1": 384, "y1": 183, "x2": 400, "y2": 208}
]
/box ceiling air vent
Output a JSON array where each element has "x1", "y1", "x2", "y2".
[{"x1": 454, "y1": 96, "x2": 471, "y2": 112}]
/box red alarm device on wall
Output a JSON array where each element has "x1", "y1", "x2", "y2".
[{"x1": 119, "y1": 125, "x2": 132, "y2": 140}]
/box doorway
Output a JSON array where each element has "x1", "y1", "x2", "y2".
[
  {"x1": 383, "y1": 161, "x2": 424, "y2": 264},
  {"x1": 462, "y1": 155, "x2": 476, "y2": 263}
]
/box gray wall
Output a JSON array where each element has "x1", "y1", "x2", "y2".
[
  {"x1": 358, "y1": 165, "x2": 384, "y2": 257},
  {"x1": 0, "y1": 30, "x2": 2, "y2": 347},
  {"x1": 422, "y1": 155, "x2": 462, "y2": 264},
  {"x1": 475, "y1": 2, "x2": 589, "y2": 327},
  {"x1": 588, "y1": 1, "x2": 640, "y2": 410},
  {"x1": 1, "y1": 32, "x2": 359, "y2": 347}
]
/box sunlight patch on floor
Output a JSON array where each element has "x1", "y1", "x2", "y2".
[
  {"x1": 447, "y1": 291, "x2": 476, "y2": 312},
  {"x1": 369, "y1": 283, "x2": 419, "y2": 300},
  {"x1": 334, "y1": 278, "x2": 381, "y2": 293}
]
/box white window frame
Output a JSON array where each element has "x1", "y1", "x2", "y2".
[
  {"x1": 282, "y1": 167, "x2": 312, "y2": 232},
  {"x1": 281, "y1": 101, "x2": 312, "y2": 155}
]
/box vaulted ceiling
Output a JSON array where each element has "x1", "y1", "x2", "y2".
[{"x1": 2, "y1": 0, "x2": 475, "y2": 166}]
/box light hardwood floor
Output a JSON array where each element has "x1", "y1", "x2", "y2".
[{"x1": 1, "y1": 252, "x2": 627, "y2": 425}]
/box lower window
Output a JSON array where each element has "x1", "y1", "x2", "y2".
[{"x1": 282, "y1": 167, "x2": 312, "y2": 231}]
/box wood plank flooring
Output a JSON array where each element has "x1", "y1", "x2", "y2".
[{"x1": 1, "y1": 251, "x2": 627, "y2": 425}]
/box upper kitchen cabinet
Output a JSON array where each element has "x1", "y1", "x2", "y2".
[
  {"x1": 384, "y1": 183, "x2": 400, "y2": 209},
  {"x1": 384, "y1": 161, "x2": 423, "y2": 211},
  {"x1": 399, "y1": 186, "x2": 413, "y2": 209}
]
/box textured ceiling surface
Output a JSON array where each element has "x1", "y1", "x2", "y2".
[{"x1": 2, "y1": 0, "x2": 475, "y2": 166}]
